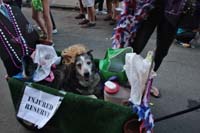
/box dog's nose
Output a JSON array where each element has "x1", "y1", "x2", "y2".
[{"x1": 84, "y1": 72, "x2": 90, "y2": 78}]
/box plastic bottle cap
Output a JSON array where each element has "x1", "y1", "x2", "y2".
[{"x1": 104, "y1": 81, "x2": 120, "y2": 94}]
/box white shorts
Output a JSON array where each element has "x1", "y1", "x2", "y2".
[{"x1": 82, "y1": 0, "x2": 95, "y2": 7}]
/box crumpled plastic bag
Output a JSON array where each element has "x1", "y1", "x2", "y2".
[
  {"x1": 124, "y1": 51, "x2": 153, "y2": 105},
  {"x1": 99, "y1": 47, "x2": 133, "y2": 83},
  {"x1": 33, "y1": 44, "x2": 61, "y2": 82}
]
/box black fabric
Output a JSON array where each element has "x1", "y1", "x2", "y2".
[
  {"x1": 0, "y1": 5, "x2": 39, "y2": 76},
  {"x1": 4, "y1": 0, "x2": 22, "y2": 8},
  {"x1": 131, "y1": 1, "x2": 177, "y2": 71}
]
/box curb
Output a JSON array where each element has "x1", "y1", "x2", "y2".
[
  {"x1": 50, "y1": 4, "x2": 79, "y2": 10},
  {"x1": 22, "y1": 3, "x2": 79, "y2": 10}
]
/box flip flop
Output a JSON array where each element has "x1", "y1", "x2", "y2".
[{"x1": 150, "y1": 86, "x2": 161, "y2": 98}]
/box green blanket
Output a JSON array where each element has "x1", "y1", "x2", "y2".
[{"x1": 8, "y1": 78, "x2": 135, "y2": 133}]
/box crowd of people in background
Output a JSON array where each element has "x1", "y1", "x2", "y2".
[
  {"x1": 3, "y1": 0, "x2": 125, "y2": 41},
  {"x1": 1, "y1": 0, "x2": 200, "y2": 49},
  {"x1": 75, "y1": 0, "x2": 123, "y2": 27}
]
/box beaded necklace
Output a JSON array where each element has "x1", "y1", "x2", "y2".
[
  {"x1": 0, "y1": 29, "x2": 21, "y2": 68},
  {"x1": 5, "y1": 4, "x2": 29, "y2": 55},
  {"x1": 0, "y1": 4, "x2": 29, "y2": 68}
]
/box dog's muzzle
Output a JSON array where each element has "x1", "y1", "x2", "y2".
[{"x1": 84, "y1": 72, "x2": 90, "y2": 81}]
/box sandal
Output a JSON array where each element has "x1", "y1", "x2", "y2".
[{"x1": 150, "y1": 86, "x2": 161, "y2": 98}]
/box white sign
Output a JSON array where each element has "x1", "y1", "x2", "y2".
[{"x1": 17, "y1": 86, "x2": 63, "y2": 129}]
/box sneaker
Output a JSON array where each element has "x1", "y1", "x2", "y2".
[
  {"x1": 175, "y1": 41, "x2": 191, "y2": 48},
  {"x1": 78, "y1": 19, "x2": 89, "y2": 25},
  {"x1": 96, "y1": 10, "x2": 108, "y2": 15},
  {"x1": 37, "y1": 26, "x2": 41, "y2": 31},
  {"x1": 182, "y1": 43, "x2": 191, "y2": 48},
  {"x1": 52, "y1": 29, "x2": 58, "y2": 34},
  {"x1": 75, "y1": 14, "x2": 85, "y2": 19},
  {"x1": 81, "y1": 23, "x2": 96, "y2": 28}
]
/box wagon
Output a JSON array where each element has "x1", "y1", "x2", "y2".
[{"x1": 7, "y1": 75, "x2": 142, "y2": 133}]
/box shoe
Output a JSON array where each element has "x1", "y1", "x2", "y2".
[
  {"x1": 182, "y1": 43, "x2": 191, "y2": 48},
  {"x1": 37, "y1": 26, "x2": 41, "y2": 31},
  {"x1": 52, "y1": 29, "x2": 58, "y2": 34},
  {"x1": 96, "y1": 10, "x2": 108, "y2": 15},
  {"x1": 150, "y1": 86, "x2": 161, "y2": 98},
  {"x1": 78, "y1": 19, "x2": 89, "y2": 25},
  {"x1": 109, "y1": 19, "x2": 116, "y2": 25},
  {"x1": 75, "y1": 14, "x2": 85, "y2": 19},
  {"x1": 175, "y1": 41, "x2": 191, "y2": 48},
  {"x1": 104, "y1": 15, "x2": 112, "y2": 21},
  {"x1": 81, "y1": 23, "x2": 96, "y2": 28}
]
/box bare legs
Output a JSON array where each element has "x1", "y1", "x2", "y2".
[
  {"x1": 32, "y1": 0, "x2": 53, "y2": 42},
  {"x1": 87, "y1": 6, "x2": 95, "y2": 23}
]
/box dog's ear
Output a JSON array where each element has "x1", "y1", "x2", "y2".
[
  {"x1": 87, "y1": 50, "x2": 94, "y2": 58},
  {"x1": 87, "y1": 50, "x2": 93, "y2": 54}
]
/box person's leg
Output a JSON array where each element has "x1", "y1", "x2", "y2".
[
  {"x1": 104, "y1": 0, "x2": 112, "y2": 20},
  {"x1": 131, "y1": 8, "x2": 159, "y2": 54},
  {"x1": 111, "y1": 0, "x2": 118, "y2": 20},
  {"x1": 129, "y1": 2, "x2": 163, "y2": 98},
  {"x1": 88, "y1": 6, "x2": 95, "y2": 22},
  {"x1": 80, "y1": 0, "x2": 86, "y2": 14},
  {"x1": 78, "y1": 0, "x2": 90, "y2": 25},
  {"x1": 98, "y1": 0, "x2": 104, "y2": 11},
  {"x1": 42, "y1": 0, "x2": 53, "y2": 42},
  {"x1": 82, "y1": 6, "x2": 96, "y2": 27},
  {"x1": 154, "y1": 19, "x2": 178, "y2": 71},
  {"x1": 32, "y1": 6, "x2": 47, "y2": 35},
  {"x1": 82, "y1": 0, "x2": 96, "y2": 27},
  {"x1": 75, "y1": 0, "x2": 86, "y2": 19}
]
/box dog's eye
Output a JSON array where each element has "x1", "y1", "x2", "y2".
[
  {"x1": 77, "y1": 63, "x2": 82, "y2": 68},
  {"x1": 87, "y1": 61, "x2": 91, "y2": 65}
]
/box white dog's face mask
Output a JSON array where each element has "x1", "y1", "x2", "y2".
[{"x1": 75, "y1": 53, "x2": 93, "y2": 81}]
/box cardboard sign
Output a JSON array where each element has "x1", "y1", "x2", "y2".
[{"x1": 17, "y1": 86, "x2": 63, "y2": 129}]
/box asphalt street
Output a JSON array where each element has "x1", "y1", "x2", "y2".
[{"x1": 0, "y1": 6, "x2": 200, "y2": 133}]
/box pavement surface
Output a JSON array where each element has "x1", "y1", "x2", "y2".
[{"x1": 0, "y1": 1, "x2": 200, "y2": 133}]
